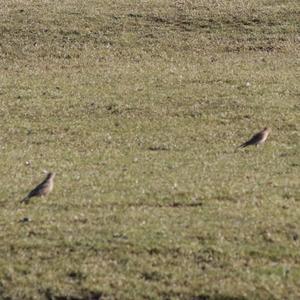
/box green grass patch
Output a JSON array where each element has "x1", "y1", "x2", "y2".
[{"x1": 0, "y1": 0, "x2": 299, "y2": 299}]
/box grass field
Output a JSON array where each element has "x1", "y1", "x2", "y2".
[{"x1": 0, "y1": 0, "x2": 299, "y2": 299}]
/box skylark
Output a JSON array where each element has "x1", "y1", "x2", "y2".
[
  {"x1": 237, "y1": 127, "x2": 271, "y2": 149},
  {"x1": 20, "y1": 172, "x2": 55, "y2": 204}
]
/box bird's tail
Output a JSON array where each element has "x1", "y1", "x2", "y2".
[
  {"x1": 238, "y1": 143, "x2": 247, "y2": 148},
  {"x1": 238, "y1": 141, "x2": 250, "y2": 149},
  {"x1": 20, "y1": 196, "x2": 30, "y2": 204},
  {"x1": 235, "y1": 142, "x2": 248, "y2": 152}
]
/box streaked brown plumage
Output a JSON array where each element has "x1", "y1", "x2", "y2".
[
  {"x1": 238, "y1": 127, "x2": 271, "y2": 149},
  {"x1": 20, "y1": 172, "x2": 55, "y2": 204}
]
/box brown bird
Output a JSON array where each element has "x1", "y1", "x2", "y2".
[
  {"x1": 237, "y1": 127, "x2": 271, "y2": 149},
  {"x1": 20, "y1": 172, "x2": 55, "y2": 204}
]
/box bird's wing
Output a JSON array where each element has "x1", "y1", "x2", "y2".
[
  {"x1": 238, "y1": 132, "x2": 262, "y2": 148},
  {"x1": 27, "y1": 182, "x2": 44, "y2": 198},
  {"x1": 247, "y1": 132, "x2": 263, "y2": 144}
]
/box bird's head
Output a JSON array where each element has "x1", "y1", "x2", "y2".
[{"x1": 47, "y1": 172, "x2": 56, "y2": 180}]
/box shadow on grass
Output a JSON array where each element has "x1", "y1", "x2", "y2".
[
  {"x1": 192, "y1": 295, "x2": 247, "y2": 300},
  {"x1": 44, "y1": 289, "x2": 102, "y2": 300}
]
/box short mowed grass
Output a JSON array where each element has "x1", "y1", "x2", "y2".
[{"x1": 0, "y1": 0, "x2": 299, "y2": 299}]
